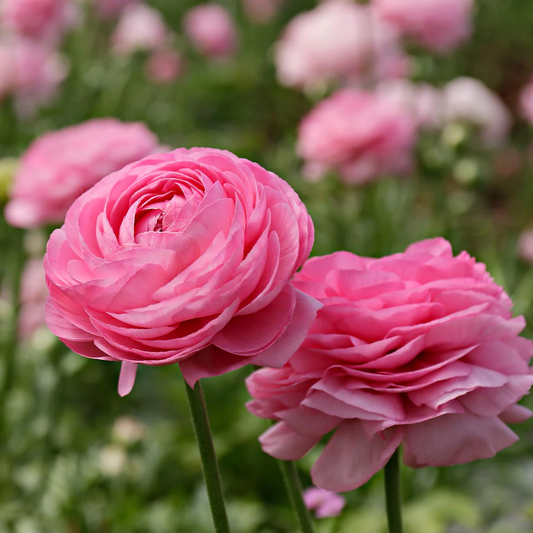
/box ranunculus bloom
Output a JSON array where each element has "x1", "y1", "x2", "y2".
[
  {"x1": 519, "y1": 77, "x2": 533, "y2": 125},
  {"x1": 44, "y1": 148, "x2": 319, "y2": 396},
  {"x1": 375, "y1": 0, "x2": 474, "y2": 53},
  {"x1": 247, "y1": 238, "x2": 533, "y2": 492},
  {"x1": 92, "y1": 0, "x2": 139, "y2": 19},
  {"x1": 146, "y1": 49, "x2": 185, "y2": 84},
  {"x1": 443, "y1": 77, "x2": 511, "y2": 147},
  {"x1": 183, "y1": 4, "x2": 238, "y2": 59},
  {"x1": 297, "y1": 89, "x2": 417, "y2": 183},
  {"x1": 19, "y1": 258, "x2": 49, "y2": 339},
  {"x1": 274, "y1": 0, "x2": 372, "y2": 90},
  {"x1": 0, "y1": 0, "x2": 76, "y2": 43},
  {"x1": 5, "y1": 118, "x2": 158, "y2": 228},
  {"x1": 303, "y1": 487, "x2": 345, "y2": 518},
  {"x1": 112, "y1": 4, "x2": 167, "y2": 55},
  {"x1": 242, "y1": 0, "x2": 282, "y2": 24}
]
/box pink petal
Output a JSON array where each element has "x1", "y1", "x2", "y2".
[
  {"x1": 498, "y1": 404, "x2": 533, "y2": 424},
  {"x1": 118, "y1": 361, "x2": 138, "y2": 397},
  {"x1": 259, "y1": 421, "x2": 320, "y2": 461}
]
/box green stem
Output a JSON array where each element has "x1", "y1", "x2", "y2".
[
  {"x1": 278, "y1": 460, "x2": 314, "y2": 533},
  {"x1": 384, "y1": 448, "x2": 403, "y2": 533},
  {"x1": 184, "y1": 380, "x2": 231, "y2": 533}
]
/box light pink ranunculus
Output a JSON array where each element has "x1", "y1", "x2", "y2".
[
  {"x1": 146, "y1": 49, "x2": 185, "y2": 84},
  {"x1": 0, "y1": 0, "x2": 77, "y2": 43},
  {"x1": 5, "y1": 118, "x2": 158, "y2": 229},
  {"x1": 303, "y1": 487, "x2": 345, "y2": 519},
  {"x1": 242, "y1": 0, "x2": 282, "y2": 24},
  {"x1": 297, "y1": 89, "x2": 417, "y2": 183},
  {"x1": 375, "y1": 0, "x2": 474, "y2": 53},
  {"x1": 274, "y1": 0, "x2": 372, "y2": 90},
  {"x1": 43, "y1": 148, "x2": 319, "y2": 396},
  {"x1": 183, "y1": 4, "x2": 238, "y2": 59},
  {"x1": 519, "y1": 78, "x2": 533, "y2": 125},
  {"x1": 112, "y1": 4, "x2": 167, "y2": 55},
  {"x1": 247, "y1": 238, "x2": 533, "y2": 492},
  {"x1": 19, "y1": 258, "x2": 49, "y2": 339},
  {"x1": 93, "y1": 0, "x2": 139, "y2": 19},
  {"x1": 443, "y1": 77, "x2": 511, "y2": 147}
]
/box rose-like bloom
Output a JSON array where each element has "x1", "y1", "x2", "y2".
[
  {"x1": 0, "y1": 0, "x2": 77, "y2": 43},
  {"x1": 297, "y1": 89, "x2": 417, "y2": 183},
  {"x1": 247, "y1": 238, "x2": 533, "y2": 492},
  {"x1": 242, "y1": 0, "x2": 282, "y2": 24},
  {"x1": 112, "y1": 4, "x2": 167, "y2": 55},
  {"x1": 19, "y1": 258, "x2": 49, "y2": 339},
  {"x1": 5, "y1": 118, "x2": 158, "y2": 228},
  {"x1": 519, "y1": 77, "x2": 533, "y2": 125},
  {"x1": 146, "y1": 49, "x2": 185, "y2": 84},
  {"x1": 443, "y1": 77, "x2": 511, "y2": 148},
  {"x1": 44, "y1": 148, "x2": 319, "y2": 396},
  {"x1": 92, "y1": 0, "x2": 139, "y2": 19},
  {"x1": 274, "y1": 0, "x2": 372, "y2": 90},
  {"x1": 183, "y1": 4, "x2": 238, "y2": 59},
  {"x1": 303, "y1": 487, "x2": 345, "y2": 518},
  {"x1": 375, "y1": 0, "x2": 474, "y2": 53}
]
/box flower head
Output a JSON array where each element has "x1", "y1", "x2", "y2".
[
  {"x1": 247, "y1": 239, "x2": 533, "y2": 492},
  {"x1": 303, "y1": 487, "x2": 345, "y2": 518},
  {"x1": 44, "y1": 148, "x2": 319, "y2": 396}
]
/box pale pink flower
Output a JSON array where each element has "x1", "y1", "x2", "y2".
[
  {"x1": 274, "y1": 0, "x2": 372, "y2": 90},
  {"x1": 43, "y1": 148, "x2": 319, "y2": 396},
  {"x1": 92, "y1": 0, "x2": 139, "y2": 19},
  {"x1": 303, "y1": 487, "x2": 345, "y2": 518},
  {"x1": 375, "y1": 0, "x2": 474, "y2": 53},
  {"x1": 5, "y1": 118, "x2": 158, "y2": 228},
  {"x1": 247, "y1": 238, "x2": 533, "y2": 492},
  {"x1": 0, "y1": 0, "x2": 77, "y2": 43},
  {"x1": 518, "y1": 230, "x2": 533, "y2": 264},
  {"x1": 112, "y1": 4, "x2": 167, "y2": 55},
  {"x1": 297, "y1": 89, "x2": 417, "y2": 183},
  {"x1": 19, "y1": 258, "x2": 49, "y2": 339},
  {"x1": 443, "y1": 77, "x2": 511, "y2": 147},
  {"x1": 146, "y1": 49, "x2": 185, "y2": 84},
  {"x1": 183, "y1": 4, "x2": 238, "y2": 59},
  {"x1": 242, "y1": 0, "x2": 282, "y2": 24},
  {"x1": 519, "y1": 78, "x2": 533, "y2": 125}
]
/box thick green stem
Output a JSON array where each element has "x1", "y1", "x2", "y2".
[
  {"x1": 278, "y1": 460, "x2": 314, "y2": 533},
  {"x1": 184, "y1": 380, "x2": 231, "y2": 533},
  {"x1": 384, "y1": 448, "x2": 403, "y2": 533}
]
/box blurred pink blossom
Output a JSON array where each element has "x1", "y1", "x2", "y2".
[
  {"x1": 519, "y1": 78, "x2": 533, "y2": 125},
  {"x1": 0, "y1": 0, "x2": 77, "y2": 43},
  {"x1": 93, "y1": 0, "x2": 139, "y2": 19},
  {"x1": 146, "y1": 49, "x2": 185, "y2": 84},
  {"x1": 19, "y1": 258, "x2": 49, "y2": 339},
  {"x1": 112, "y1": 4, "x2": 167, "y2": 55},
  {"x1": 375, "y1": 0, "x2": 474, "y2": 53},
  {"x1": 274, "y1": 0, "x2": 372, "y2": 90},
  {"x1": 443, "y1": 77, "x2": 511, "y2": 147},
  {"x1": 183, "y1": 4, "x2": 238, "y2": 59},
  {"x1": 242, "y1": 0, "x2": 282, "y2": 24},
  {"x1": 303, "y1": 487, "x2": 345, "y2": 518},
  {"x1": 518, "y1": 230, "x2": 533, "y2": 264},
  {"x1": 297, "y1": 89, "x2": 417, "y2": 183}
]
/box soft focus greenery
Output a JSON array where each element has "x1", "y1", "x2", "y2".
[{"x1": 1, "y1": 1, "x2": 533, "y2": 531}]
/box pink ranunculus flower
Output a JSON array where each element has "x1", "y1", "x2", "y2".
[
  {"x1": 274, "y1": 0, "x2": 372, "y2": 90},
  {"x1": 43, "y1": 148, "x2": 320, "y2": 396},
  {"x1": 247, "y1": 238, "x2": 533, "y2": 492},
  {"x1": 519, "y1": 77, "x2": 533, "y2": 125},
  {"x1": 146, "y1": 49, "x2": 185, "y2": 84},
  {"x1": 5, "y1": 118, "x2": 158, "y2": 229},
  {"x1": 92, "y1": 0, "x2": 139, "y2": 19},
  {"x1": 0, "y1": 0, "x2": 77, "y2": 43},
  {"x1": 297, "y1": 89, "x2": 417, "y2": 183},
  {"x1": 183, "y1": 4, "x2": 238, "y2": 59},
  {"x1": 112, "y1": 4, "x2": 167, "y2": 55},
  {"x1": 303, "y1": 487, "x2": 345, "y2": 519},
  {"x1": 374, "y1": 0, "x2": 474, "y2": 53},
  {"x1": 19, "y1": 258, "x2": 49, "y2": 339},
  {"x1": 443, "y1": 77, "x2": 511, "y2": 148},
  {"x1": 242, "y1": 0, "x2": 282, "y2": 24}
]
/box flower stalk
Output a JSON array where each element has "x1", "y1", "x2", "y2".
[
  {"x1": 384, "y1": 448, "x2": 403, "y2": 533},
  {"x1": 278, "y1": 460, "x2": 315, "y2": 533},
  {"x1": 184, "y1": 379, "x2": 231, "y2": 533}
]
